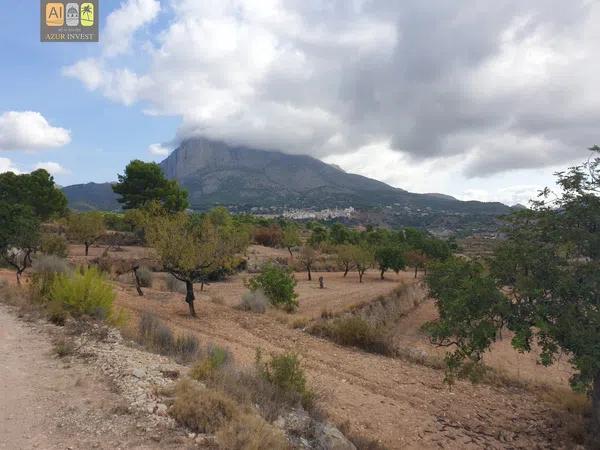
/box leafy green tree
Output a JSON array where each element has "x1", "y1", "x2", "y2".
[
  {"x1": 352, "y1": 244, "x2": 374, "y2": 283},
  {"x1": 146, "y1": 210, "x2": 243, "y2": 317},
  {"x1": 112, "y1": 160, "x2": 188, "y2": 212},
  {"x1": 424, "y1": 257, "x2": 509, "y2": 382},
  {"x1": 66, "y1": 212, "x2": 106, "y2": 256},
  {"x1": 0, "y1": 204, "x2": 40, "y2": 284},
  {"x1": 374, "y1": 245, "x2": 406, "y2": 280},
  {"x1": 308, "y1": 225, "x2": 328, "y2": 246},
  {"x1": 335, "y1": 244, "x2": 356, "y2": 277},
  {"x1": 329, "y1": 223, "x2": 352, "y2": 245},
  {"x1": 426, "y1": 147, "x2": 600, "y2": 441},
  {"x1": 0, "y1": 169, "x2": 66, "y2": 282},
  {"x1": 0, "y1": 169, "x2": 67, "y2": 220},
  {"x1": 299, "y1": 246, "x2": 317, "y2": 281},
  {"x1": 248, "y1": 264, "x2": 298, "y2": 312},
  {"x1": 282, "y1": 225, "x2": 301, "y2": 258}
]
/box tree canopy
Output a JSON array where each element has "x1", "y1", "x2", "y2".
[
  {"x1": 425, "y1": 147, "x2": 600, "y2": 442},
  {"x1": 112, "y1": 160, "x2": 188, "y2": 212},
  {"x1": 0, "y1": 169, "x2": 67, "y2": 220},
  {"x1": 0, "y1": 169, "x2": 66, "y2": 282}
]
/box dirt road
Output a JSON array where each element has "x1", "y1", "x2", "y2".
[{"x1": 0, "y1": 304, "x2": 177, "y2": 450}]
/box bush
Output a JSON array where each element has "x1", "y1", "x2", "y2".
[
  {"x1": 190, "y1": 344, "x2": 232, "y2": 381},
  {"x1": 138, "y1": 313, "x2": 199, "y2": 362},
  {"x1": 216, "y1": 413, "x2": 288, "y2": 450},
  {"x1": 248, "y1": 264, "x2": 298, "y2": 312},
  {"x1": 238, "y1": 289, "x2": 268, "y2": 313},
  {"x1": 40, "y1": 233, "x2": 68, "y2": 257},
  {"x1": 47, "y1": 301, "x2": 68, "y2": 326},
  {"x1": 256, "y1": 350, "x2": 313, "y2": 409},
  {"x1": 169, "y1": 379, "x2": 238, "y2": 434},
  {"x1": 309, "y1": 316, "x2": 393, "y2": 355},
  {"x1": 253, "y1": 225, "x2": 283, "y2": 247},
  {"x1": 30, "y1": 255, "x2": 71, "y2": 301},
  {"x1": 136, "y1": 266, "x2": 153, "y2": 288},
  {"x1": 49, "y1": 267, "x2": 116, "y2": 321},
  {"x1": 166, "y1": 274, "x2": 186, "y2": 293}
]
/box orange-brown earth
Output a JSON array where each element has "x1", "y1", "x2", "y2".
[{"x1": 2, "y1": 244, "x2": 584, "y2": 449}]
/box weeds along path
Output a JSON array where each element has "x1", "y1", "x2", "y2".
[
  {"x1": 116, "y1": 283, "x2": 577, "y2": 450},
  {"x1": 0, "y1": 304, "x2": 173, "y2": 450}
]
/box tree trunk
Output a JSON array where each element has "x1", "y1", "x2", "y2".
[
  {"x1": 307, "y1": 266, "x2": 312, "y2": 281},
  {"x1": 359, "y1": 270, "x2": 364, "y2": 283},
  {"x1": 414, "y1": 266, "x2": 418, "y2": 278},
  {"x1": 200, "y1": 281, "x2": 204, "y2": 292},
  {"x1": 288, "y1": 247, "x2": 293, "y2": 258},
  {"x1": 185, "y1": 280, "x2": 196, "y2": 317},
  {"x1": 85, "y1": 241, "x2": 90, "y2": 256},
  {"x1": 591, "y1": 372, "x2": 600, "y2": 443},
  {"x1": 380, "y1": 269, "x2": 385, "y2": 280},
  {"x1": 343, "y1": 265, "x2": 349, "y2": 277},
  {"x1": 319, "y1": 277, "x2": 324, "y2": 289},
  {"x1": 15, "y1": 270, "x2": 22, "y2": 285},
  {"x1": 133, "y1": 267, "x2": 143, "y2": 296}
]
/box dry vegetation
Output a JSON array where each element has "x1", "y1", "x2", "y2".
[{"x1": 0, "y1": 240, "x2": 592, "y2": 449}]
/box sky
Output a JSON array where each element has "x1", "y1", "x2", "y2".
[{"x1": 1, "y1": 0, "x2": 598, "y2": 206}]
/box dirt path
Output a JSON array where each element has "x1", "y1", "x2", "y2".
[
  {"x1": 117, "y1": 284, "x2": 578, "y2": 449},
  {"x1": 0, "y1": 304, "x2": 181, "y2": 450}
]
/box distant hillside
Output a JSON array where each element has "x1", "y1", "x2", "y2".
[
  {"x1": 62, "y1": 138, "x2": 512, "y2": 231},
  {"x1": 159, "y1": 138, "x2": 510, "y2": 215},
  {"x1": 62, "y1": 182, "x2": 119, "y2": 211}
]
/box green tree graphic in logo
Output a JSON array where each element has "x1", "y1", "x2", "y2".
[{"x1": 81, "y1": 3, "x2": 94, "y2": 27}]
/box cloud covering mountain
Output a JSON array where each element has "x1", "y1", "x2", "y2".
[{"x1": 63, "y1": 0, "x2": 600, "y2": 203}]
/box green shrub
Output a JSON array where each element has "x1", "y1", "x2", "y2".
[
  {"x1": 40, "y1": 233, "x2": 68, "y2": 257},
  {"x1": 49, "y1": 266, "x2": 116, "y2": 321},
  {"x1": 248, "y1": 264, "x2": 298, "y2": 312},
  {"x1": 237, "y1": 289, "x2": 268, "y2": 313},
  {"x1": 136, "y1": 266, "x2": 153, "y2": 288},
  {"x1": 256, "y1": 350, "x2": 313, "y2": 409},
  {"x1": 169, "y1": 379, "x2": 238, "y2": 434},
  {"x1": 190, "y1": 344, "x2": 232, "y2": 381}
]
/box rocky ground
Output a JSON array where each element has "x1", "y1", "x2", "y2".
[{"x1": 0, "y1": 303, "x2": 195, "y2": 450}]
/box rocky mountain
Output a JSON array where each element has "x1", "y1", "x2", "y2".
[
  {"x1": 62, "y1": 137, "x2": 512, "y2": 230},
  {"x1": 159, "y1": 138, "x2": 510, "y2": 215}
]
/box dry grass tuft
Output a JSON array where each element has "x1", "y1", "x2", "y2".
[
  {"x1": 216, "y1": 413, "x2": 289, "y2": 450},
  {"x1": 169, "y1": 379, "x2": 239, "y2": 434}
]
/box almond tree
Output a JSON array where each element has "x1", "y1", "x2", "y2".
[
  {"x1": 66, "y1": 212, "x2": 106, "y2": 256},
  {"x1": 146, "y1": 211, "x2": 241, "y2": 317}
]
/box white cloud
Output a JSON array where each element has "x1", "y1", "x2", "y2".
[
  {"x1": 0, "y1": 157, "x2": 21, "y2": 174},
  {"x1": 0, "y1": 111, "x2": 71, "y2": 152},
  {"x1": 62, "y1": 58, "x2": 105, "y2": 90},
  {"x1": 103, "y1": 0, "x2": 161, "y2": 57},
  {"x1": 148, "y1": 143, "x2": 170, "y2": 156},
  {"x1": 34, "y1": 161, "x2": 70, "y2": 175},
  {"x1": 63, "y1": 0, "x2": 600, "y2": 202}
]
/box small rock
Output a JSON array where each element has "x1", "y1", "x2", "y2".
[{"x1": 131, "y1": 368, "x2": 145, "y2": 379}]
